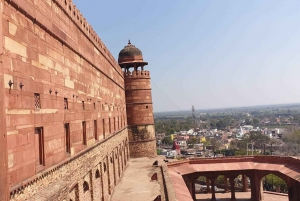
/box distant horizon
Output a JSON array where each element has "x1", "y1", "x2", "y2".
[{"x1": 154, "y1": 101, "x2": 300, "y2": 113}]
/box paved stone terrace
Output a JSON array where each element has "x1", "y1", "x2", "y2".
[{"x1": 111, "y1": 157, "x2": 164, "y2": 201}]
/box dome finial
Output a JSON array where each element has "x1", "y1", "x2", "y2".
[{"x1": 128, "y1": 40, "x2": 131, "y2": 45}]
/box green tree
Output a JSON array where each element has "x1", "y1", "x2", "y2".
[
  {"x1": 229, "y1": 140, "x2": 238, "y2": 149},
  {"x1": 209, "y1": 138, "x2": 222, "y2": 153},
  {"x1": 264, "y1": 174, "x2": 287, "y2": 192},
  {"x1": 210, "y1": 120, "x2": 216, "y2": 129},
  {"x1": 216, "y1": 175, "x2": 225, "y2": 184},
  {"x1": 162, "y1": 136, "x2": 173, "y2": 145},
  {"x1": 249, "y1": 133, "x2": 270, "y2": 150},
  {"x1": 216, "y1": 119, "x2": 226, "y2": 130},
  {"x1": 245, "y1": 118, "x2": 251, "y2": 125},
  {"x1": 187, "y1": 137, "x2": 198, "y2": 144},
  {"x1": 281, "y1": 130, "x2": 300, "y2": 156},
  {"x1": 252, "y1": 118, "x2": 259, "y2": 126}
]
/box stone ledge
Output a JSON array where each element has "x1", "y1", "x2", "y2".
[
  {"x1": 161, "y1": 163, "x2": 177, "y2": 201},
  {"x1": 263, "y1": 191, "x2": 288, "y2": 197}
]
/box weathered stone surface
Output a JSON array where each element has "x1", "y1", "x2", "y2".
[
  {"x1": 124, "y1": 71, "x2": 157, "y2": 158},
  {"x1": 1, "y1": 0, "x2": 157, "y2": 200},
  {"x1": 10, "y1": 129, "x2": 129, "y2": 201}
]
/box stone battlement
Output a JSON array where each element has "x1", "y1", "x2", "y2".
[
  {"x1": 124, "y1": 70, "x2": 150, "y2": 78},
  {"x1": 53, "y1": 0, "x2": 118, "y2": 69},
  {"x1": 6, "y1": 0, "x2": 121, "y2": 75}
]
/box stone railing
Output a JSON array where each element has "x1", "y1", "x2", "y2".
[
  {"x1": 124, "y1": 70, "x2": 150, "y2": 78},
  {"x1": 167, "y1": 155, "x2": 300, "y2": 167}
]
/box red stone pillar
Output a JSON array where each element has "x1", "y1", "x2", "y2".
[
  {"x1": 260, "y1": 180, "x2": 264, "y2": 201},
  {"x1": 224, "y1": 176, "x2": 229, "y2": 193},
  {"x1": 184, "y1": 176, "x2": 195, "y2": 200},
  {"x1": 288, "y1": 179, "x2": 300, "y2": 201},
  {"x1": 230, "y1": 177, "x2": 236, "y2": 201},
  {"x1": 191, "y1": 180, "x2": 196, "y2": 201},
  {"x1": 211, "y1": 177, "x2": 216, "y2": 201},
  {"x1": 206, "y1": 177, "x2": 211, "y2": 193},
  {"x1": 242, "y1": 174, "x2": 248, "y2": 192},
  {"x1": 251, "y1": 171, "x2": 263, "y2": 201},
  {"x1": 0, "y1": 1, "x2": 9, "y2": 199}
]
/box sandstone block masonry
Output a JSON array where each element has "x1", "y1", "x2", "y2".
[
  {"x1": 10, "y1": 129, "x2": 129, "y2": 201},
  {"x1": 125, "y1": 70, "x2": 157, "y2": 158},
  {"x1": 0, "y1": 0, "x2": 134, "y2": 200},
  {"x1": 0, "y1": 1, "x2": 9, "y2": 200}
]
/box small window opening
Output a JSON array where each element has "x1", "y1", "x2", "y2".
[
  {"x1": 95, "y1": 169, "x2": 100, "y2": 179},
  {"x1": 103, "y1": 163, "x2": 106, "y2": 172},
  {"x1": 83, "y1": 181, "x2": 89, "y2": 192},
  {"x1": 64, "y1": 98, "x2": 68, "y2": 109},
  {"x1": 109, "y1": 118, "x2": 111, "y2": 133},
  {"x1": 94, "y1": 120, "x2": 97, "y2": 140},
  {"x1": 82, "y1": 121, "x2": 86, "y2": 145},
  {"x1": 114, "y1": 117, "x2": 116, "y2": 131},
  {"x1": 34, "y1": 93, "x2": 41, "y2": 109},
  {"x1": 65, "y1": 123, "x2": 70, "y2": 153},
  {"x1": 35, "y1": 127, "x2": 44, "y2": 166}
]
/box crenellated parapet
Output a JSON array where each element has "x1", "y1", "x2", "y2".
[
  {"x1": 123, "y1": 70, "x2": 150, "y2": 78},
  {"x1": 6, "y1": 0, "x2": 121, "y2": 75},
  {"x1": 63, "y1": 0, "x2": 120, "y2": 70},
  {"x1": 52, "y1": 0, "x2": 118, "y2": 68}
]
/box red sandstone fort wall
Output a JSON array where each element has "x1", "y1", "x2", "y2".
[
  {"x1": 1, "y1": 0, "x2": 129, "y2": 200},
  {"x1": 11, "y1": 130, "x2": 129, "y2": 201}
]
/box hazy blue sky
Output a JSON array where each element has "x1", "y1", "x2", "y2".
[{"x1": 72, "y1": 0, "x2": 300, "y2": 112}]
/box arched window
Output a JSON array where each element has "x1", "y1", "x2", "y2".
[
  {"x1": 103, "y1": 163, "x2": 106, "y2": 172},
  {"x1": 95, "y1": 169, "x2": 100, "y2": 179},
  {"x1": 83, "y1": 181, "x2": 89, "y2": 192}
]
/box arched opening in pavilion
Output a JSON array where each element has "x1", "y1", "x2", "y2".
[
  {"x1": 260, "y1": 173, "x2": 288, "y2": 201},
  {"x1": 195, "y1": 174, "x2": 252, "y2": 201},
  {"x1": 262, "y1": 173, "x2": 288, "y2": 194}
]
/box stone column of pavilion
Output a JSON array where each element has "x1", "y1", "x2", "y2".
[{"x1": 118, "y1": 41, "x2": 157, "y2": 158}]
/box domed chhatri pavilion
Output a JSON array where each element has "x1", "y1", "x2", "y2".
[
  {"x1": 118, "y1": 40, "x2": 148, "y2": 67},
  {"x1": 118, "y1": 40, "x2": 157, "y2": 158}
]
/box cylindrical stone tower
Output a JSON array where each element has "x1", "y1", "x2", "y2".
[{"x1": 118, "y1": 41, "x2": 157, "y2": 158}]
